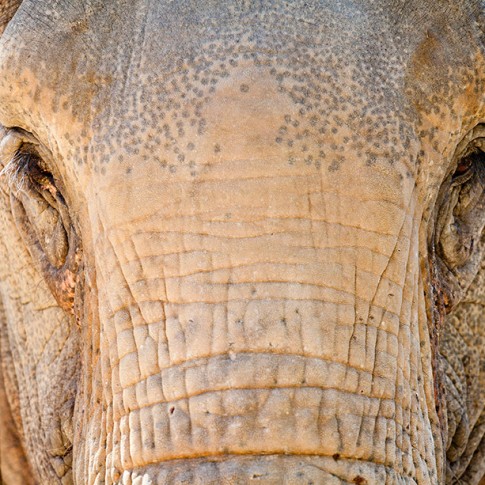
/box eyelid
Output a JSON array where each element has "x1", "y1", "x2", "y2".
[
  {"x1": 0, "y1": 128, "x2": 40, "y2": 165},
  {"x1": 451, "y1": 167, "x2": 475, "y2": 187},
  {"x1": 0, "y1": 130, "x2": 23, "y2": 167},
  {"x1": 0, "y1": 130, "x2": 43, "y2": 196}
]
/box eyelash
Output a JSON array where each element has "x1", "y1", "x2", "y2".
[
  {"x1": 1, "y1": 149, "x2": 53, "y2": 194},
  {"x1": 1, "y1": 150, "x2": 32, "y2": 192}
]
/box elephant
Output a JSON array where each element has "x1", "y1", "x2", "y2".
[{"x1": 0, "y1": 0, "x2": 483, "y2": 483}]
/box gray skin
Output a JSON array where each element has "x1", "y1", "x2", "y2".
[{"x1": 0, "y1": 1, "x2": 483, "y2": 484}]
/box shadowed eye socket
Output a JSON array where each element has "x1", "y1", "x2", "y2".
[
  {"x1": 433, "y1": 127, "x2": 485, "y2": 312},
  {"x1": 0, "y1": 128, "x2": 81, "y2": 313},
  {"x1": 1, "y1": 136, "x2": 69, "y2": 268},
  {"x1": 451, "y1": 149, "x2": 483, "y2": 185}
]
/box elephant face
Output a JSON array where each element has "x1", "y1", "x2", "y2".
[{"x1": 0, "y1": 1, "x2": 483, "y2": 484}]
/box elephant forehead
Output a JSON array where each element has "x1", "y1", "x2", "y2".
[
  {"x1": 87, "y1": 35, "x2": 415, "y2": 184},
  {"x1": 0, "y1": 0, "x2": 481, "y2": 187},
  {"x1": 87, "y1": 53, "x2": 417, "y2": 233},
  {"x1": 193, "y1": 65, "x2": 297, "y2": 162},
  {"x1": 0, "y1": 2, "x2": 408, "y2": 155}
]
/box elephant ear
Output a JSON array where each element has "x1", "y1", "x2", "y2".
[
  {"x1": 0, "y1": 4, "x2": 32, "y2": 482},
  {"x1": 0, "y1": 0, "x2": 22, "y2": 36},
  {"x1": 0, "y1": 316, "x2": 35, "y2": 484},
  {"x1": 440, "y1": 259, "x2": 485, "y2": 484}
]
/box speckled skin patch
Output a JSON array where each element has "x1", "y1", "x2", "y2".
[{"x1": 0, "y1": 1, "x2": 483, "y2": 484}]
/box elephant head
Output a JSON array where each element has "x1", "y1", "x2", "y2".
[{"x1": 0, "y1": 1, "x2": 483, "y2": 484}]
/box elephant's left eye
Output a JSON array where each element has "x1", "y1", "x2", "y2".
[
  {"x1": 433, "y1": 128, "x2": 485, "y2": 311},
  {"x1": 0, "y1": 128, "x2": 80, "y2": 313},
  {"x1": 451, "y1": 150, "x2": 483, "y2": 185}
]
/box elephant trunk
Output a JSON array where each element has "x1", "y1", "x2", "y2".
[
  {"x1": 77, "y1": 253, "x2": 441, "y2": 482},
  {"x1": 73, "y1": 161, "x2": 443, "y2": 484}
]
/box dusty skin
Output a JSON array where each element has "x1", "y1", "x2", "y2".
[{"x1": 0, "y1": 1, "x2": 484, "y2": 484}]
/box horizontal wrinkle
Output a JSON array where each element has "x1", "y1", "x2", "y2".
[
  {"x1": 100, "y1": 175, "x2": 410, "y2": 212},
  {"x1": 119, "y1": 453, "x2": 418, "y2": 483},
  {"x1": 112, "y1": 220, "x2": 404, "y2": 241},
  {"x1": 87, "y1": 404, "x2": 428, "y2": 481},
  {"x1": 113, "y1": 394, "x2": 426, "y2": 463},
  {"x1": 116, "y1": 260, "x2": 405, "y2": 289},
  {"x1": 118, "y1": 241, "x2": 396, "y2": 257},
  {"x1": 111, "y1": 350, "x2": 379, "y2": 381},
  {"x1": 112, "y1": 383, "x2": 425, "y2": 435},
  {"x1": 100, "y1": 214, "x2": 407, "y2": 240},
  {"x1": 106, "y1": 290, "x2": 357, "y2": 308}
]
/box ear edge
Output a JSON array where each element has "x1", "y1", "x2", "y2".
[{"x1": 0, "y1": 0, "x2": 22, "y2": 37}]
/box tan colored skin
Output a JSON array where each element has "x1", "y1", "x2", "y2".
[{"x1": 0, "y1": 1, "x2": 483, "y2": 484}]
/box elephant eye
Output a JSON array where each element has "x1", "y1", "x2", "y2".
[
  {"x1": 451, "y1": 150, "x2": 483, "y2": 185},
  {"x1": 0, "y1": 129, "x2": 80, "y2": 313},
  {"x1": 433, "y1": 130, "x2": 485, "y2": 312},
  {"x1": 2, "y1": 145, "x2": 70, "y2": 268}
]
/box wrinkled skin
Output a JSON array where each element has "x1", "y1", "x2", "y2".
[{"x1": 0, "y1": 1, "x2": 484, "y2": 484}]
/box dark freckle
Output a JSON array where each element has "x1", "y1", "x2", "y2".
[
  {"x1": 187, "y1": 142, "x2": 195, "y2": 150},
  {"x1": 214, "y1": 144, "x2": 221, "y2": 153},
  {"x1": 240, "y1": 83, "x2": 249, "y2": 93},
  {"x1": 366, "y1": 156, "x2": 377, "y2": 167},
  {"x1": 332, "y1": 453, "x2": 340, "y2": 461}
]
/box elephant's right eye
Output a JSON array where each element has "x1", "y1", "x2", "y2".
[
  {"x1": 2, "y1": 143, "x2": 70, "y2": 268},
  {"x1": 0, "y1": 129, "x2": 81, "y2": 313}
]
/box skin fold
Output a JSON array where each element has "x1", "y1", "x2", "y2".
[{"x1": 0, "y1": 1, "x2": 483, "y2": 484}]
